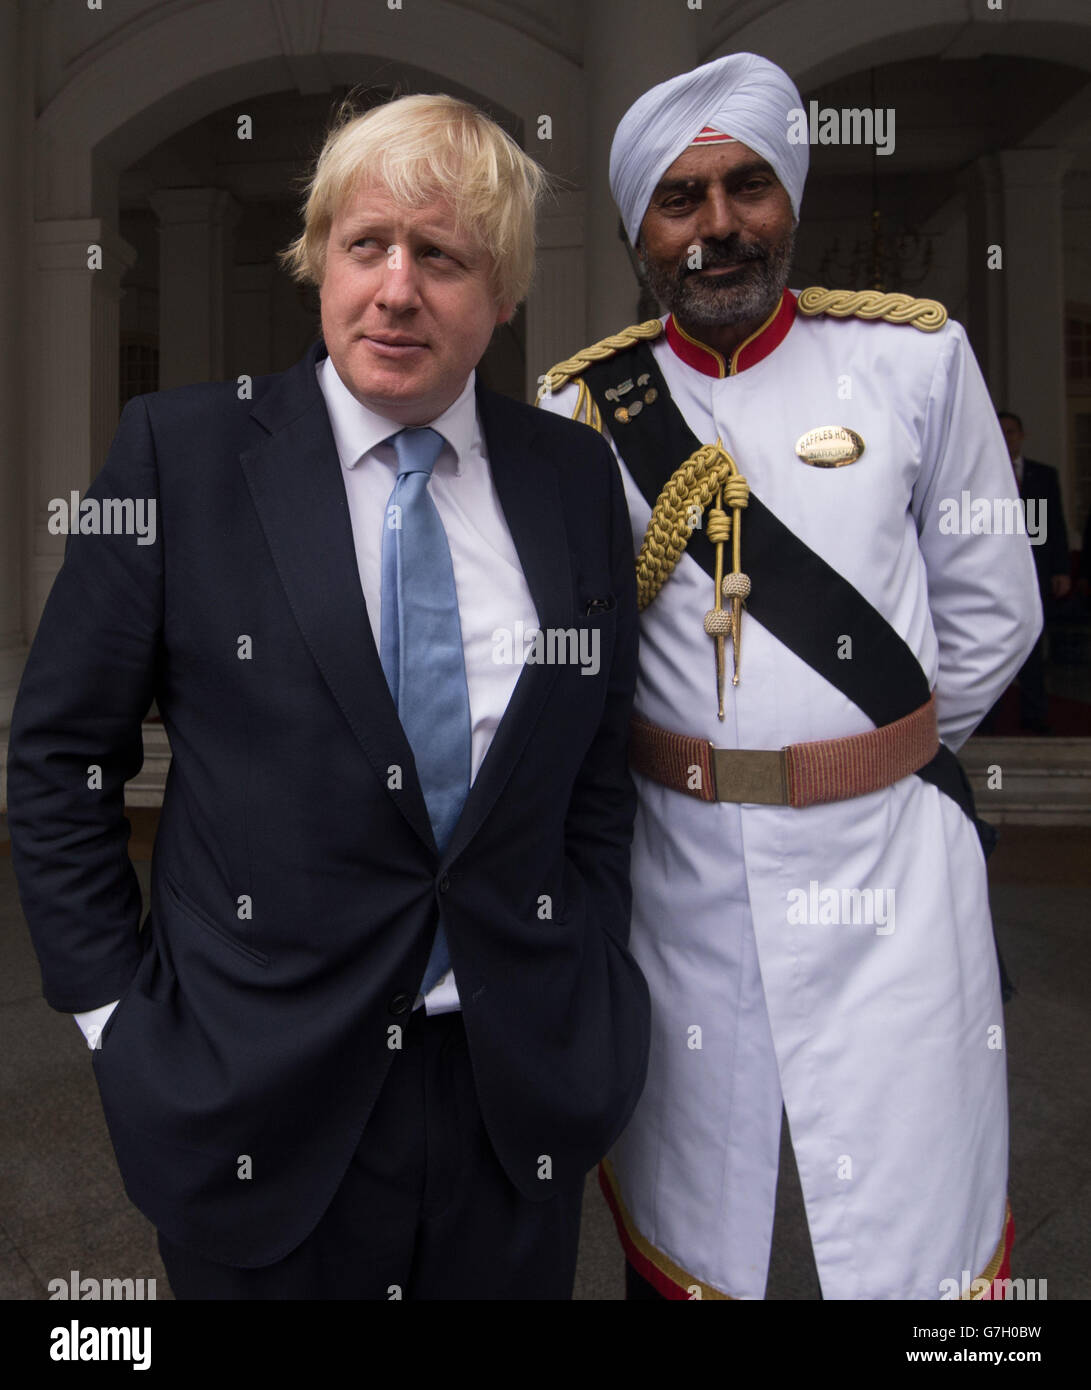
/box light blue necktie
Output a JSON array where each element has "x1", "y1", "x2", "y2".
[{"x1": 379, "y1": 427, "x2": 471, "y2": 994}]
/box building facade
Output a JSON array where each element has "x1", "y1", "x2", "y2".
[{"x1": 1, "y1": 0, "x2": 1089, "y2": 776}]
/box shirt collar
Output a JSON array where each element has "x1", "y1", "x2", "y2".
[
  {"x1": 665, "y1": 288, "x2": 798, "y2": 378},
  {"x1": 317, "y1": 355, "x2": 478, "y2": 476}
]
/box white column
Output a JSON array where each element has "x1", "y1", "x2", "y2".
[
  {"x1": 999, "y1": 149, "x2": 1069, "y2": 481},
  {"x1": 29, "y1": 220, "x2": 135, "y2": 629},
  {"x1": 0, "y1": 0, "x2": 28, "y2": 731},
  {"x1": 965, "y1": 156, "x2": 1005, "y2": 398},
  {"x1": 150, "y1": 189, "x2": 240, "y2": 389},
  {"x1": 525, "y1": 192, "x2": 586, "y2": 399},
  {"x1": 228, "y1": 262, "x2": 274, "y2": 381},
  {"x1": 583, "y1": 0, "x2": 698, "y2": 340}
]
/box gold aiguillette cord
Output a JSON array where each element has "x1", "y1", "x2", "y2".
[{"x1": 702, "y1": 438, "x2": 751, "y2": 720}]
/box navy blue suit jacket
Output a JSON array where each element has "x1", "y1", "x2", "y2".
[{"x1": 7, "y1": 340, "x2": 650, "y2": 1267}]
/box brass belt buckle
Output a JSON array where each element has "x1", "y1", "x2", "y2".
[{"x1": 710, "y1": 748, "x2": 789, "y2": 805}]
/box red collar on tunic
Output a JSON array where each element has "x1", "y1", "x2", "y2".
[{"x1": 665, "y1": 288, "x2": 797, "y2": 378}]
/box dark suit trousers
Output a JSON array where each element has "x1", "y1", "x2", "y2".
[
  {"x1": 1017, "y1": 632, "x2": 1048, "y2": 726},
  {"x1": 156, "y1": 1010, "x2": 584, "y2": 1299}
]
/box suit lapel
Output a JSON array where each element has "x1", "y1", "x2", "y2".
[
  {"x1": 241, "y1": 341, "x2": 436, "y2": 852},
  {"x1": 440, "y1": 383, "x2": 574, "y2": 866},
  {"x1": 241, "y1": 349, "x2": 573, "y2": 864}
]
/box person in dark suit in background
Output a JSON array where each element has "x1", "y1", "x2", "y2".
[
  {"x1": 996, "y1": 411, "x2": 1072, "y2": 732},
  {"x1": 6, "y1": 92, "x2": 650, "y2": 1300}
]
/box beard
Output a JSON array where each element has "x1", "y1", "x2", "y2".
[{"x1": 637, "y1": 226, "x2": 796, "y2": 330}]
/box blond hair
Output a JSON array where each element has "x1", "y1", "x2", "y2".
[{"x1": 281, "y1": 92, "x2": 548, "y2": 306}]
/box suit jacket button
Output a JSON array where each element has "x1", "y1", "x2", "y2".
[
  {"x1": 438, "y1": 874, "x2": 450, "y2": 893},
  {"x1": 389, "y1": 993, "x2": 412, "y2": 1015}
]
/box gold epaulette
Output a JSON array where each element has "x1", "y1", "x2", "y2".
[
  {"x1": 535, "y1": 319, "x2": 664, "y2": 431},
  {"x1": 796, "y1": 286, "x2": 947, "y2": 333}
]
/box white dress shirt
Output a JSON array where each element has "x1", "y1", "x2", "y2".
[{"x1": 74, "y1": 359, "x2": 538, "y2": 1043}]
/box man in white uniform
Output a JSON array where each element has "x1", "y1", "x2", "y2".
[{"x1": 538, "y1": 53, "x2": 1041, "y2": 1300}]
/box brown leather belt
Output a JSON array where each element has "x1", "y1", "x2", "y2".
[{"x1": 630, "y1": 694, "x2": 939, "y2": 808}]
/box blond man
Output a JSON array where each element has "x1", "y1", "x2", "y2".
[{"x1": 8, "y1": 94, "x2": 650, "y2": 1299}]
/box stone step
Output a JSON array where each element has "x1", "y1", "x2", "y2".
[
  {"x1": 960, "y1": 737, "x2": 1091, "y2": 826},
  {"x1": 121, "y1": 723, "x2": 172, "y2": 807}
]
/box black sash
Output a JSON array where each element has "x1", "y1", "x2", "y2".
[{"x1": 581, "y1": 343, "x2": 993, "y2": 848}]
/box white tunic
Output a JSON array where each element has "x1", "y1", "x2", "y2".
[{"x1": 539, "y1": 296, "x2": 1041, "y2": 1299}]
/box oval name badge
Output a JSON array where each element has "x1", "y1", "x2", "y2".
[{"x1": 795, "y1": 425, "x2": 865, "y2": 468}]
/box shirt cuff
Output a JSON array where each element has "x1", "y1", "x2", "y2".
[
  {"x1": 73, "y1": 1000, "x2": 120, "y2": 1049},
  {"x1": 420, "y1": 970, "x2": 462, "y2": 1016}
]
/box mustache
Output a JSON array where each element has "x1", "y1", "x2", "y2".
[{"x1": 683, "y1": 239, "x2": 767, "y2": 275}]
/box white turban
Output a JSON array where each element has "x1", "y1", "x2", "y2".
[{"x1": 610, "y1": 53, "x2": 809, "y2": 245}]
